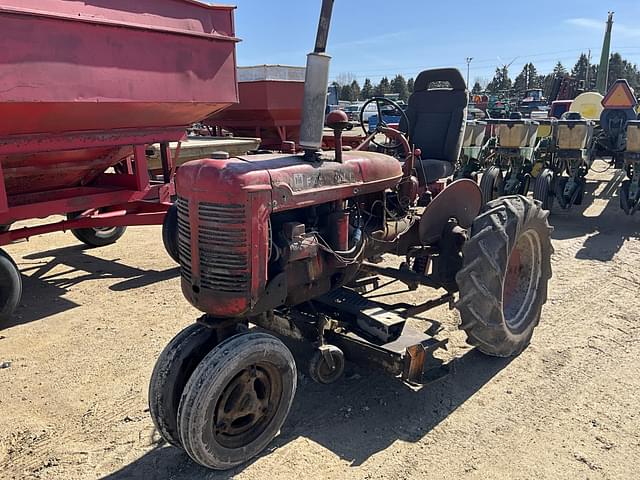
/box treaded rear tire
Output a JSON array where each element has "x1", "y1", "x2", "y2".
[{"x1": 455, "y1": 195, "x2": 553, "y2": 357}]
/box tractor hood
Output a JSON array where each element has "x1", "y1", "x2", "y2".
[{"x1": 176, "y1": 151, "x2": 403, "y2": 212}]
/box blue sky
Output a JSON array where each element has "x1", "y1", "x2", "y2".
[{"x1": 223, "y1": 0, "x2": 640, "y2": 85}]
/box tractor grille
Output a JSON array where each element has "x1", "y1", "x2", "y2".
[
  {"x1": 176, "y1": 198, "x2": 192, "y2": 283},
  {"x1": 197, "y1": 202, "x2": 249, "y2": 293}
]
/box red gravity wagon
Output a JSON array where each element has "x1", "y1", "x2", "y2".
[{"x1": 0, "y1": 0, "x2": 239, "y2": 322}]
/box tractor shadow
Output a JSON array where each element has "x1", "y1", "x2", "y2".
[
  {"x1": 7, "y1": 245, "x2": 178, "y2": 328},
  {"x1": 101, "y1": 347, "x2": 513, "y2": 480},
  {"x1": 549, "y1": 169, "x2": 640, "y2": 261}
]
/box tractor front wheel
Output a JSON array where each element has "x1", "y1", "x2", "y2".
[
  {"x1": 456, "y1": 196, "x2": 553, "y2": 357},
  {"x1": 149, "y1": 323, "x2": 220, "y2": 448},
  {"x1": 178, "y1": 332, "x2": 297, "y2": 470}
]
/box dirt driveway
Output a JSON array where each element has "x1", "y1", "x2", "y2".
[{"x1": 1, "y1": 161, "x2": 639, "y2": 479}]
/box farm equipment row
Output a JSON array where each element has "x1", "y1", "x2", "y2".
[{"x1": 456, "y1": 78, "x2": 640, "y2": 215}]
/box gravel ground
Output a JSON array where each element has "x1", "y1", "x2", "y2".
[{"x1": 0, "y1": 161, "x2": 639, "y2": 480}]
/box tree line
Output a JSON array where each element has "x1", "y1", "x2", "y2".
[
  {"x1": 476, "y1": 51, "x2": 640, "y2": 97},
  {"x1": 333, "y1": 52, "x2": 640, "y2": 102},
  {"x1": 332, "y1": 73, "x2": 414, "y2": 102}
]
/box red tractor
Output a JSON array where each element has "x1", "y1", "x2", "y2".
[{"x1": 149, "y1": 1, "x2": 553, "y2": 470}]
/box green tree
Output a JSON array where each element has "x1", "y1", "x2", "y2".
[
  {"x1": 486, "y1": 67, "x2": 512, "y2": 93},
  {"x1": 390, "y1": 74, "x2": 409, "y2": 101},
  {"x1": 339, "y1": 83, "x2": 355, "y2": 101},
  {"x1": 553, "y1": 61, "x2": 567, "y2": 76},
  {"x1": 407, "y1": 77, "x2": 415, "y2": 94},
  {"x1": 361, "y1": 78, "x2": 374, "y2": 100},
  {"x1": 374, "y1": 76, "x2": 391, "y2": 96},
  {"x1": 471, "y1": 81, "x2": 483, "y2": 94},
  {"x1": 571, "y1": 53, "x2": 590, "y2": 84},
  {"x1": 350, "y1": 80, "x2": 361, "y2": 102},
  {"x1": 513, "y1": 63, "x2": 540, "y2": 95}
]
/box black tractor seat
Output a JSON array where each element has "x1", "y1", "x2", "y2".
[{"x1": 400, "y1": 68, "x2": 468, "y2": 184}]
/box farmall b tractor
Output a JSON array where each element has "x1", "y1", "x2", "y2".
[{"x1": 150, "y1": 1, "x2": 553, "y2": 470}]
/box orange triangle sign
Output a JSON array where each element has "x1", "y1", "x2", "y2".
[{"x1": 602, "y1": 79, "x2": 637, "y2": 109}]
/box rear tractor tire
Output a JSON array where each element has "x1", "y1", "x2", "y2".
[
  {"x1": 456, "y1": 196, "x2": 553, "y2": 357},
  {"x1": 178, "y1": 332, "x2": 297, "y2": 470}
]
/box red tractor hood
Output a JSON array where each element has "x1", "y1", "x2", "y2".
[{"x1": 176, "y1": 151, "x2": 403, "y2": 212}]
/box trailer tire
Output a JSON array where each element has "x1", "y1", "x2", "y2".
[
  {"x1": 162, "y1": 204, "x2": 179, "y2": 263},
  {"x1": 68, "y1": 212, "x2": 126, "y2": 247},
  {"x1": 533, "y1": 168, "x2": 555, "y2": 211},
  {"x1": 620, "y1": 180, "x2": 631, "y2": 214},
  {"x1": 178, "y1": 332, "x2": 296, "y2": 470},
  {"x1": 479, "y1": 166, "x2": 504, "y2": 204},
  {"x1": 0, "y1": 249, "x2": 21, "y2": 324},
  {"x1": 456, "y1": 196, "x2": 553, "y2": 357},
  {"x1": 149, "y1": 323, "x2": 219, "y2": 448}
]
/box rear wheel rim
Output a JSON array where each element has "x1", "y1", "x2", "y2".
[
  {"x1": 213, "y1": 362, "x2": 283, "y2": 449},
  {"x1": 502, "y1": 229, "x2": 542, "y2": 333}
]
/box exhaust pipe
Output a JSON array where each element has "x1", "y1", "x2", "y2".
[{"x1": 299, "y1": 0, "x2": 334, "y2": 154}]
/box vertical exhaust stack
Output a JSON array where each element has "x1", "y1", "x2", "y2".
[{"x1": 299, "y1": 0, "x2": 334, "y2": 155}]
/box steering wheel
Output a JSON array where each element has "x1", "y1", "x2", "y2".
[{"x1": 359, "y1": 97, "x2": 410, "y2": 151}]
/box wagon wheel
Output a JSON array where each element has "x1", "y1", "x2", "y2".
[
  {"x1": 178, "y1": 332, "x2": 297, "y2": 470},
  {"x1": 162, "y1": 204, "x2": 179, "y2": 263},
  {"x1": 619, "y1": 179, "x2": 632, "y2": 214},
  {"x1": 456, "y1": 196, "x2": 553, "y2": 356},
  {"x1": 0, "y1": 248, "x2": 22, "y2": 325},
  {"x1": 67, "y1": 211, "x2": 127, "y2": 247},
  {"x1": 533, "y1": 168, "x2": 555, "y2": 211},
  {"x1": 479, "y1": 166, "x2": 504, "y2": 204}
]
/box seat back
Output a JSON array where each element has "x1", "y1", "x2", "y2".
[{"x1": 401, "y1": 68, "x2": 468, "y2": 163}]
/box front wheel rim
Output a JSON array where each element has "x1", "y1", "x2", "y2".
[
  {"x1": 502, "y1": 229, "x2": 542, "y2": 333},
  {"x1": 213, "y1": 362, "x2": 283, "y2": 449}
]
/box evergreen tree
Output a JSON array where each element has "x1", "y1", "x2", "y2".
[
  {"x1": 390, "y1": 74, "x2": 409, "y2": 101},
  {"x1": 361, "y1": 78, "x2": 374, "y2": 100},
  {"x1": 471, "y1": 81, "x2": 483, "y2": 94},
  {"x1": 571, "y1": 53, "x2": 590, "y2": 84},
  {"x1": 407, "y1": 77, "x2": 415, "y2": 94},
  {"x1": 339, "y1": 83, "x2": 355, "y2": 101},
  {"x1": 486, "y1": 67, "x2": 512, "y2": 93},
  {"x1": 513, "y1": 64, "x2": 539, "y2": 95},
  {"x1": 374, "y1": 76, "x2": 391, "y2": 96},
  {"x1": 350, "y1": 80, "x2": 361, "y2": 102},
  {"x1": 553, "y1": 62, "x2": 567, "y2": 76}
]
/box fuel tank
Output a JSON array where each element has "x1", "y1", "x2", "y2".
[{"x1": 175, "y1": 151, "x2": 403, "y2": 317}]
